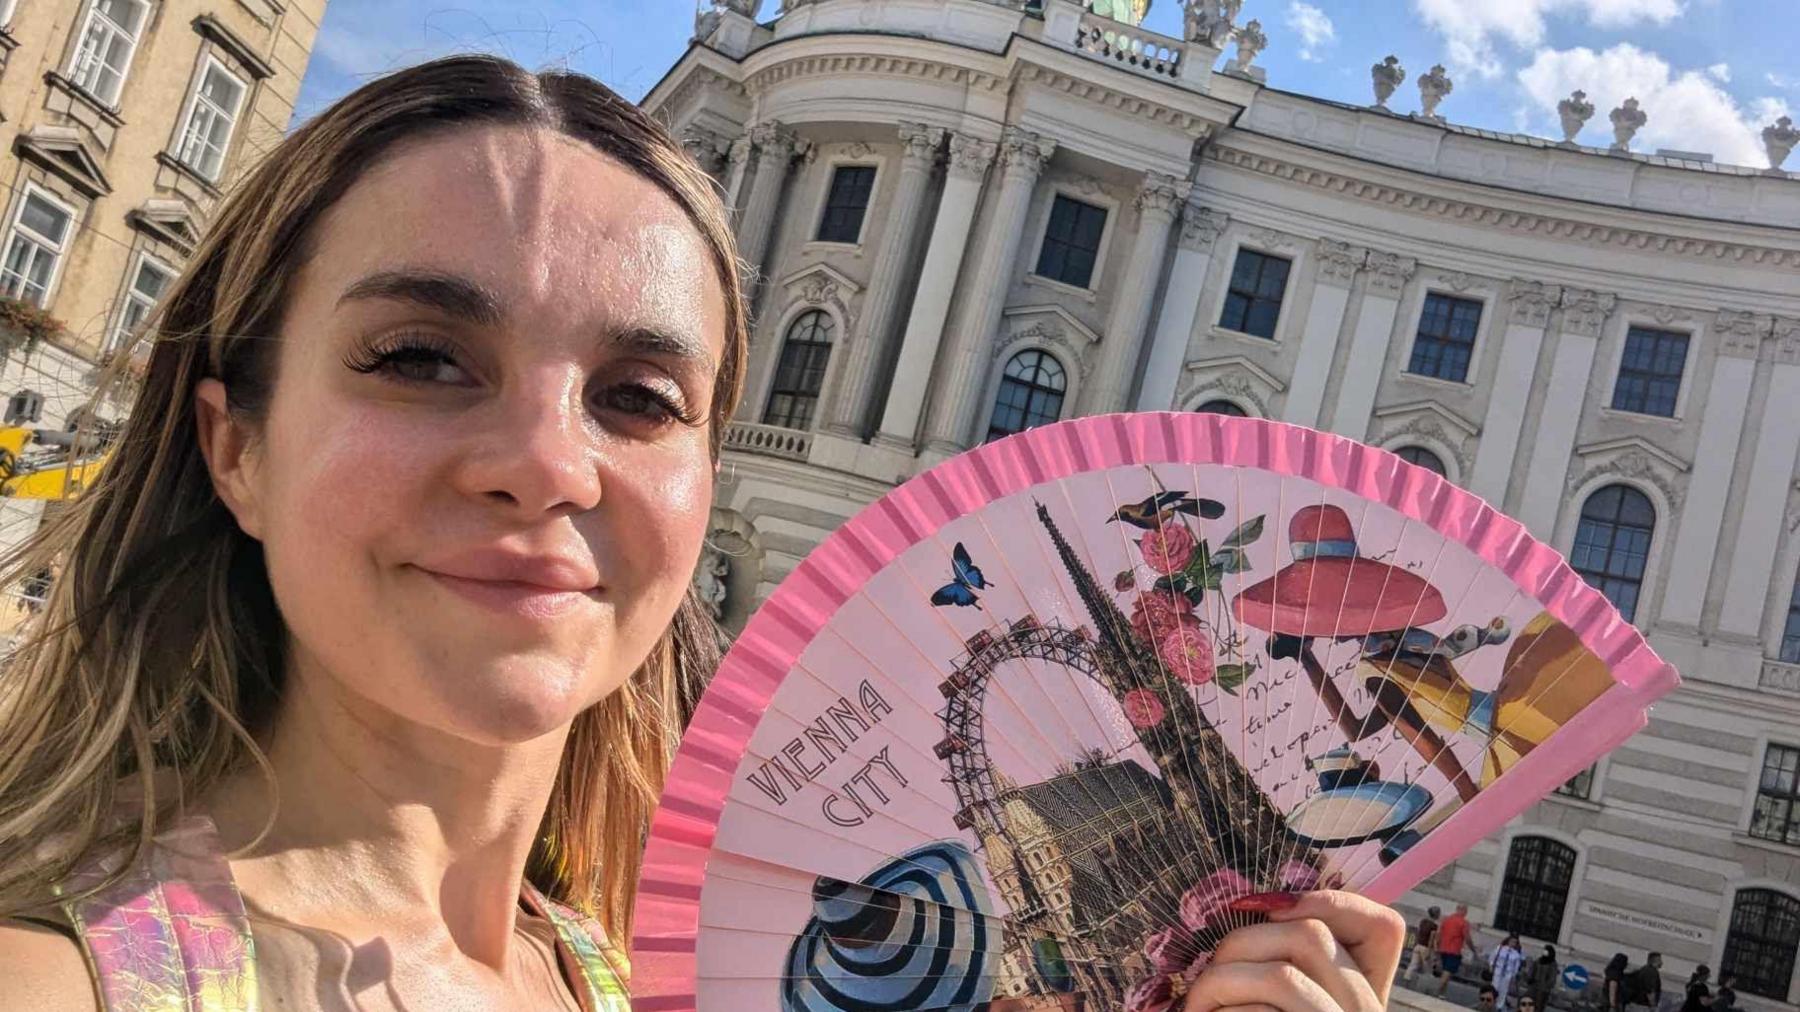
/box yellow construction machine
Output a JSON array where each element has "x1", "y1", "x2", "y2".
[{"x1": 0, "y1": 422, "x2": 112, "y2": 500}]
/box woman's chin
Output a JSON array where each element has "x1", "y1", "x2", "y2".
[{"x1": 421, "y1": 655, "x2": 618, "y2": 746}]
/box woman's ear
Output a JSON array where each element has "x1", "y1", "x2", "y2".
[{"x1": 194, "y1": 378, "x2": 265, "y2": 540}]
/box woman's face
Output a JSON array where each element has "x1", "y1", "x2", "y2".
[{"x1": 202, "y1": 125, "x2": 725, "y2": 745}]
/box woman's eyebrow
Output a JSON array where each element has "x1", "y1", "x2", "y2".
[
  {"x1": 337, "y1": 268, "x2": 505, "y2": 326},
  {"x1": 614, "y1": 326, "x2": 717, "y2": 371}
]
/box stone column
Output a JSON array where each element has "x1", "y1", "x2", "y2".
[
  {"x1": 1136, "y1": 208, "x2": 1227, "y2": 411},
  {"x1": 1281, "y1": 239, "x2": 1364, "y2": 428},
  {"x1": 723, "y1": 135, "x2": 753, "y2": 212},
  {"x1": 1468, "y1": 280, "x2": 1559, "y2": 503},
  {"x1": 1718, "y1": 316, "x2": 1800, "y2": 639},
  {"x1": 919, "y1": 127, "x2": 1057, "y2": 455},
  {"x1": 1083, "y1": 172, "x2": 1189, "y2": 414},
  {"x1": 679, "y1": 124, "x2": 731, "y2": 182},
  {"x1": 1660, "y1": 311, "x2": 1769, "y2": 630},
  {"x1": 874, "y1": 132, "x2": 998, "y2": 450},
  {"x1": 1325, "y1": 250, "x2": 1415, "y2": 439},
  {"x1": 1516, "y1": 288, "x2": 1615, "y2": 538},
  {"x1": 823, "y1": 123, "x2": 944, "y2": 439},
  {"x1": 736, "y1": 121, "x2": 803, "y2": 274}
]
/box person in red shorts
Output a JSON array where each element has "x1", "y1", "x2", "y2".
[{"x1": 1437, "y1": 904, "x2": 1480, "y2": 996}]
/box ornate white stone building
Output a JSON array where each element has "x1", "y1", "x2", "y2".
[{"x1": 649, "y1": 0, "x2": 1800, "y2": 1003}]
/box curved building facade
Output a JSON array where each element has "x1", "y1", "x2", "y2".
[{"x1": 649, "y1": 0, "x2": 1800, "y2": 1002}]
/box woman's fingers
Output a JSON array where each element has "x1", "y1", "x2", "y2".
[
  {"x1": 1181, "y1": 959, "x2": 1340, "y2": 1012},
  {"x1": 1207, "y1": 918, "x2": 1375, "y2": 1012},
  {"x1": 1264, "y1": 891, "x2": 1407, "y2": 1006}
]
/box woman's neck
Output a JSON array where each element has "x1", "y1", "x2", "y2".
[{"x1": 204, "y1": 664, "x2": 570, "y2": 968}]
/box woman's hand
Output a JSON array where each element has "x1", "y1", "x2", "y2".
[{"x1": 1182, "y1": 891, "x2": 1406, "y2": 1012}]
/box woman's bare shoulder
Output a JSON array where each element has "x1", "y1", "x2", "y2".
[{"x1": 0, "y1": 919, "x2": 100, "y2": 1010}]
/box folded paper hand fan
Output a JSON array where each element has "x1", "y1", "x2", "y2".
[{"x1": 633, "y1": 413, "x2": 1678, "y2": 1012}]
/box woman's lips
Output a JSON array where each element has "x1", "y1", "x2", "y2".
[{"x1": 421, "y1": 569, "x2": 596, "y2": 620}]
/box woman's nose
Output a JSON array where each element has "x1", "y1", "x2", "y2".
[{"x1": 457, "y1": 378, "x2": 602, "y2": 516}]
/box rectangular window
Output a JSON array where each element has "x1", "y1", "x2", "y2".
[
  {"x1": 1611, "y1": 326, "x2": 1689, "y2": 417},
  {"x1": 108, "y1": 255, "x2": 174, "y2": 354},
  {"x1": 1033, "y1": 195, "x2": 1107, "y2": 290},
  {"x1": 1749, "y1": 743, "x2": 1800, "y2": 846},
  {"x1": 1, "y1": 189, "x2": 75, "y2": 308},
  {"x1": 815, "y1": 165, "x2": 875, "y2": 244},
  {"x1": 68, "y1": 0, "x2": 149, "y2": 106},
  {"x1": 1217, "y1": 249, "x2": 1291, "y2": 340},
  {"x1": 1782, "y1": 567, "x2": 1800, "y2": 664},
  {"x1": 177, "y1": 60, "x2": 249, "y2": 182},
  {"x1": 1407, "y1": 293, "x2": 1482, "y2": 383},
  {"x1": 1554, "y1": 765, "x2": 1596, "y2": 800}
]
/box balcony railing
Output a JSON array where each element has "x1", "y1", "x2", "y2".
[
  {"x1": 724, "y1": 421, "x2": 813, "y2": 462},
  {"x1": 1761, "y1": 659, "x2": 1800, "y2": 696},
  {"x1": 1071, "y1": 9, "x2": 1184, "y2": 81}
]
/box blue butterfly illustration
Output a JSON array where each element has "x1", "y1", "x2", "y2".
[{"x1": 930, "y1": 543, "x2": 993, "y2": 608}]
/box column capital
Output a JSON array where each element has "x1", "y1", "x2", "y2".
[
  {"x1": 679, "y1": 124, "x2": 730, "y2": 174},
  {"x1": 749, "y1": 120, "x2": 801, "y2": 161},
  {"x1": 1771, "y1": 316, "x2": 1800, "y2": 365},
  {"x1": 1316, "y1": 238, "x2": 1366, "y2": 287},
  {"x1": 1363, "y1": 249, "x2": 1416, "y2": 296},
  {"x1": 1714, "y1": 309, "x2": 1774, "y2": 360},
  {"x1": 727, "y1": 135, "x2": 753, "y2": 166},
  {"x1": 897, "y1": 121, "x2": 946, "y2": 168},
  {"x1": 1177, "y1": 207, "x2": 1229, "y2": 252},
  {"x1": 1557, "y1": 287, "x2": 1617, "y2": 338},
  {"x1": 946, "y1": 132, "x2": 998, "y2": 181},
  {"x1": 1134, "y1": 172, "x2": 1191, "y2": 218},
  {"x1": 997, "y1": 127, "x2": 1055, "y2": 181},
  {"x1": 1507, "y1": 279, "x2": 1561, "y2": 328}
]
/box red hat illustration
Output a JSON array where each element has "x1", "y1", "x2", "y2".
[{"x1": 1232, "y1": 504, "x2": 1447, "y2": 637}]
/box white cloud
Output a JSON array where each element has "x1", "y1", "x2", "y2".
[
  {"x1": 1284, "y1": 2, "x2": 1336, "y2": 63},
  {"x1": 1517, "y1": 43, "x2": 1789, "y2": 167},
  {"x1": 1412, "y1": 0, "x2": 1682, "y2": 78},
  {"x1": 1706, "y1": 62, "x2": 1730, "y2": 83}
]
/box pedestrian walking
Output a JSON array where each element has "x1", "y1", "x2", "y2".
[
  {"x1": 1407, "y1": 906, "x2": 1442, "y2": 986},
  {"x1": 1605, "y1": 954, "x2": 1631, "y2": 1012},
  {"x1": 1680, "y1": 965, "x2": 1712, "y2": 1012},
  {"x1": 1437, "y1": 904, "x2": 1480, "y2": 996},
  {"x1": 1524, "y1": 944, "x2": 1561, "y2": 1010},
  {"x1": 1491, "y1": 934, "x2": 1526, "y2": 1009}
]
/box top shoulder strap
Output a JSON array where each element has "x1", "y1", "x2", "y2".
[
  {"x1": 56, "y1": 815, "x2": 259, "y2": 1012},
  {"x1": 520, "y1": 882, "x2": 631, "y2": 1011}
]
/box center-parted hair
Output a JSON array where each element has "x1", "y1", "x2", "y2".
[{"x1": 0, "y1": 54, "x2": 749, "y2": 940}]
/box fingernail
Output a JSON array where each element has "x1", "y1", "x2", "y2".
[{"x1": 1227, "y1": 891, "x2": 1300, "y2": 913}]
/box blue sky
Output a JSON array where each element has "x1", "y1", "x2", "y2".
[{"x1": 295, "y1": 1, "x2": 1797, "y2": 169}]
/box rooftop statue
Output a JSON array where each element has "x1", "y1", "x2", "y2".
[
  {"x1": 1557, "y1": 90, "x2": 1595, "y2": 145},
  {"x1": 1182, "y1": 0, "x2": 1238, "y2": 47},
  {"x1": 1416, "y1": 64, "x2": 1452, "y2": 120},
  {"x1": 1226, "y1": 19, "x2": 1266, "y2": 76},
  {"x1": 1765, "y1": 115, "x2": 1798, "y2": 173},
  {"x1": 1370, "y1": 55, "x2": 1405, "y2": 109},
  {"x1": 1609, "y1": 96, "x2": 1647, "y2": 152}
]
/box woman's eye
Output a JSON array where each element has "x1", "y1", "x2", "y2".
[
  {"x1": 344, "y1": 338, "x2": 473, "y2": 386},
  {"x1": 603, "y1": 383, "x2": 685, "y2": 422}
]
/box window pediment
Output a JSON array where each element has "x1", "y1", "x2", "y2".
[{"x1": 12, "y1": 129, "x2": 111, "y2": 198}]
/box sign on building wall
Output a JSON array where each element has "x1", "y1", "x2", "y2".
[{"x1": 1578, "y1": 901, "x2": 1710, "y2": 944}]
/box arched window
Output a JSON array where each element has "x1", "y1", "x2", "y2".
[
  {"x1": 1571, "y1": 484, "x2": 1655, "y2": 623},
  {"x1": 1721, "y1": 888, "x2": 1800, "y2": 1001},
  {"x1": 1195, "y1": 399, "x2": 1247, "y2": 417},
  {"x1": 1494, "y1": 835, "x2": 1576, "y2": 943},
  {"x1": 1393, "y1": 445, "x2": 1447, "y2": 477},
  {"x1": 762, "y1": 309, "x2": 834, "y2": 430},
  {"x1": 987, "y1": 349, "x2": 1066, "y2": 442}
]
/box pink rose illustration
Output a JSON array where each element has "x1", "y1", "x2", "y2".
[
  {"x1": 1182, "y1": 950, "x2": 1214, "y2": 983},
  {"x1": 1137, "y1": 524, "x2": 1197, "y2": 575},
  {"x1": 1159, "y1": 623, "x2": 1216, "y2": 685},
  {"x1": 1130, "y1": 588, "x2": 1197, "y2": 644},
  {"x1": 1122, "y1": 689, "x2": 1166, "y2": 729},
  {"x1": 1180, "y1": 867, "x2": 1254, "y2": 930},
  {"x1": 1144, "y1": 926, "x2": 1192, "y2": 974}
]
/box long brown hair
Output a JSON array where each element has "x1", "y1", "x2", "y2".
[{"x1": 0, "y1": 55, "x2": 747, "y2": 940}]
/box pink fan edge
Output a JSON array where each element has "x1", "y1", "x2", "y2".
[{"x1": 628, "y1": 411, "x2": 1681, "y2": 1008}]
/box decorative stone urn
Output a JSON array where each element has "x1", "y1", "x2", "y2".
[
  {"x1": 1417, "y1": 64, "x2": 1452, "y2": 120},
  {"x1": 1557, "y1": 90, "x2": 1595, "y2": 144},
  {"x1": 1371, "y1": 55, "x2": 1405, "y2": 109},
  {"x1": 1764, "y1": 115, "x2": 1798, "y2": 173},
  {"x1": 1609, "y1": 97, "x2": 1647, "y2": 152}
]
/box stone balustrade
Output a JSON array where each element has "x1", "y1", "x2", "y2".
[
  {"x1": 723, "y1": 421, "x2": 814, "y2": 462},
  {"x1": 1071, "y1": 10, "x2": 1184, "y2": 81},
  {"x1": 1760, "y1": 659, "x2": 1800, "y2": 696}
]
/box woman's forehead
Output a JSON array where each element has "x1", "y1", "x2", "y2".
[{"x1": 301, "y1": 125, "x2": 725, "y2": 339}]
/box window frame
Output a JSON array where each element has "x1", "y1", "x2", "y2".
[
  {"x1": 1746, "y1": 741, "x2": 1800, "y2": 848},
  {"x1": 1, "y1": 184, "x2": 78, "y2": 309},
  {"x1": 1718, "y1": 886, "x2": 1800, "y2": 1002},
  {"x1": 1216, "y1": 247, "x2": 1293, "y2": 341},
  {"x1": 760, "y1": 308, "x2": 835, "y2": 431},
  {"x1": 1404, "y1": 290, "x2": 1486, "y2": 385},
  {"x1": 1608, "y1": 323, "x2": 1693, "y2": 419},
  {"x1": 1491, "y1": 833, "x2": 1579, "y2": 945},
  {"x1": 173, "y1": 55, "x2": 250, "y2": 183},
  {"x1": 1029, "y1": 189, "x2": 1113, "y2": 295},
  {"x1": 106, "y1": 251, "x2": 176, "y2": 356},
  {"x1": 985, "y1": 347, "x2": 1068, "y2": 443},
  {"x1": 1391, "y1": 444, "x2": 1448, "y2": 478},
  {"x1": 1194, "y1": 399, "x2": 1249, "y2": 418},
  {"x1": 810, "y1": 161, "x2": 878, "y2": 247},
  {"x1": 66, "y1": 0, "x2": 151, "y2": 107},
  {"x1": 1568, "y1": 483, "x2": 1657, "y2": 624}
]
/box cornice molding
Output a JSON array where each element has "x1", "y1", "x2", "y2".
[
  {"x1": 1015, "y1": 63, "x2": 1213, "y2": 135},
  {"x1": 747, "y1": 52, "x2": 1008, "y2": 96},
  {"x1": 1208, "y1": 145, "x2": 1800, "y2": 268}
]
